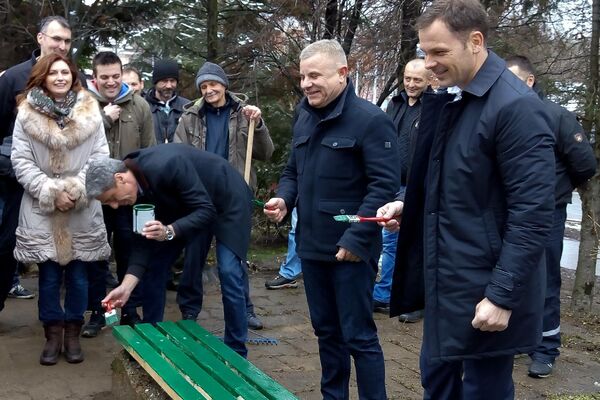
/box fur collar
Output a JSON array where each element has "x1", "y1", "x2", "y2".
[{"x1": 17, "y1": 90, "x2": 102, "y2": 151}]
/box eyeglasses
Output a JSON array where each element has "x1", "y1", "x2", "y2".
[{"x1": 40, "y1": 32, "x2": 72, "y2": 46}]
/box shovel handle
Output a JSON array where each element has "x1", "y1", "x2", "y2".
[{"x1": 244, "y1": 119, "x2": 256, "y2": 185}]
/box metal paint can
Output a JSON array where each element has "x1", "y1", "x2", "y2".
[{"x1": 133, "y1": 204, "x2": 155, "y2": 234}]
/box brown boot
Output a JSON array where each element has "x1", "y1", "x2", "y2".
[
  {"x1": 64, "y1": 321, "x2": 84, "y2": 363},
  {"x1": 40, "y1": 321, "x2": 64, "y2": 366}
]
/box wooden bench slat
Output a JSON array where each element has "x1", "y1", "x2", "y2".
[
  {"x1": 157, "y1": 321, "x2": 271, "y2": 400},
  {"x1": 175, "y1": 320, "x2": 298, "y2": 400},
  {"x1": 134, "y1": 324, "x2": 237, "y2": 400},
  {"x1": 112, "y1": 325, "x2": 208, "y2": 400}
]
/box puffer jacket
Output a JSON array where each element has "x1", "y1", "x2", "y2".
[
  {"x1": 11, "y1": 90, "x2": 111, "y2": 265},
  {"x1": 174, "y1": 92, "x2": 273, "y2": 190},
  {"x1": 88, "y1": 83, "x2": 156, "y2": 159}
]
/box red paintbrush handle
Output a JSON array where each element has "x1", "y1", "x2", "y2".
[{"x1": 358, "y1": 216, "x2": 391, "y2": 222}]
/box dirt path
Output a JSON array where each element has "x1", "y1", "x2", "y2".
[{"x1": 0, "y1": 267, "x2": 598, "y2": 399}]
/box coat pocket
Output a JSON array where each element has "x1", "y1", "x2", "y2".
[
  {"x1": 482, "y1": 209, "x2": 502, "y2": 260},
  {"x1": 293, "y1": 135, "x2": 310, "y2": 175},
  {"x1": 319, "y1": 137, "x2": 357, "y2": 178}
]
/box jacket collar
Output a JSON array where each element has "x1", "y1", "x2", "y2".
[
  {"x1": 462, "y1": 50, "x2": 505, "y2": 98},
  {"x1": 300, "y1": 78, "x2": 355, "y2": 122}
]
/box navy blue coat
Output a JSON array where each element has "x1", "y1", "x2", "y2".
[
  {"x1": 390, "y1": 51, "x2": 555, "y2": 361},
  {"x1": 124, "y1": 144, "x2": 252, "y2": 278},
  {"x1": 277, "y1": 80, "x2": 400, "y2": 263},
  {"x1": 533, "y1": 86, "x2": 596, "y2": 207}
]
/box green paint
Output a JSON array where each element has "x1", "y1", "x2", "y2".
[{"x1": 112, "y1": 321, "x2": 298, "y2": 400}]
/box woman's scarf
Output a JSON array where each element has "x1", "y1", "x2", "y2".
[{"x1": 27, "y1": 87, "x2": 77, "y2": 129}]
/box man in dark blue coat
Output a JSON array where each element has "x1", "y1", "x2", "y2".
[
  {"x1": 86, "y1": 144, "x2": 252, "y2": 356},
  {"x1": 264, "y1": 39, "x2": 399, "y2": 400},
  {"x1": 378, "y1": 1, "x2": 555, "y2": 398},
  {"x1": 507, "y1": 55, "x2": 597, "y2": 378}
]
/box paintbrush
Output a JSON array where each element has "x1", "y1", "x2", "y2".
[{"x1": 333, "y1": 215, "x2": 391, "y2": 223}]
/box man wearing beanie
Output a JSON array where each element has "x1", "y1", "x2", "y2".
[
  {"x1": 174, "y1": 61, "x2": 273, "y2": 330},
  {"x1": 145, "y1": 59, "x2": 189, "y2": 143}
]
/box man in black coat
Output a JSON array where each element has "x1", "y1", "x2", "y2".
[
  {"x1": 265, "y1": 39, "x2": 399, "y2": 400},
  {"x1": 507, "y1": 55, "x2": 597, "y2": 378},
  {"x1": 87, "y1": 144, "x2": 252, "y2": 357},
  {"x1": 378, "y1": 1, "x2": 555, "y2": 398}
]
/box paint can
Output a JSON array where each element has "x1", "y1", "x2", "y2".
[{"x1": 133, "y1": 204, "x2": 155, "y2": 234}]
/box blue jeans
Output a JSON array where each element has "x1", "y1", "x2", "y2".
[
  {"x1": 420, "y1": 335, "x2": 515, "y2": 400},
  {"x1": 142, "y1": 238, "x2": 248, "y2": 357},
  {"x1": 373, "y1": 228, "x2": 398, "y2": 303},
  {"x1": 38, "y1": 260, "x2": 88, "y2": 323},
  {"x1": 302, "y1": 259, "x2": 386, "y2": 400},
  {"x1": 532, "y1": 206, "x2": 566, "y2": 364},
  {"x1": 278, "y1": 208, "x2": 301, "y2": 280}
]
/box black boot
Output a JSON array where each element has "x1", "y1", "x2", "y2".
[
  {"x1": 40, "y1": 321, "x2": 64, "y2": 366},
  {"x1": 64, "y1": 321, "x2": 84, "y2": 363},
  {"x1": 81, "y1": 311, "x2": 106, "y2": 338}
]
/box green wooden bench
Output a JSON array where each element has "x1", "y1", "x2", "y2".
[{"x1": 113, "y1": 320, "x2": 298, "y2": 400}]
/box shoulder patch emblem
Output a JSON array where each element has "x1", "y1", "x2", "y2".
[{"x1": 574, "y1": 133, "x2": 584, "y2": 143}]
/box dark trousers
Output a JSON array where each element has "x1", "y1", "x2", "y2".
[
  {"x1": 141, "y1": 235, "x2": 248, "y2": 357},
  {"x1": 532, "y1": 206, "x2": 566, "y2": 364},
  {"x1": 177, "y1": 231, "x2": 255, "y2": 317},
  {"x1": 302, "y1": 259, "x2": 386, "y2": 400},
  {"x1": 0, "y1": 179, "x2": 22, "y2": 312},
  {"x1": 420, "y1": 335, "x2": 515, "y2": 400},
  {"x1": 87, "y1": 205, "x2": 141, "y2": 314}
]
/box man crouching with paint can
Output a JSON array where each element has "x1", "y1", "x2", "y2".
[{"x1": 85, "y1": 143, "x2": 253, "y2": 357}]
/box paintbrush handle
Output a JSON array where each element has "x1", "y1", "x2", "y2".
[{"x1": 357, "y1": 216, "x2": 391, "y2": 222}]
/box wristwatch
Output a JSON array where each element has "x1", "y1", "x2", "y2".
[{"x1": 164, "y1": 225, "x2": 175, "y2": 241}]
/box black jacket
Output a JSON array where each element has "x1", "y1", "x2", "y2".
[
  {"x1": 277, "y1": 80, "x2": 400, "y2": 263},
  {"x1": 124, "y1": 144, "x2": 252, "y2": 278},
  {"x1": 533, "y1": 85, "x2": 596, "y2": 206},
  {"x1": 386, "y1": 91, "x2": 422, "y2": 186},
  {"x1": 144, "y1": 89, "x2": 189, "y2": 143},
  {"x1": 391, "y1": 51, "x2": 555, "y2": 361}
]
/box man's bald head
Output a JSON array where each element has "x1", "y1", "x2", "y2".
[{"x1": 403, "y1": 58, "x2": 429, "y2": 105}]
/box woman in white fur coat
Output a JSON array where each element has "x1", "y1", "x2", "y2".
[{"x1": 11, "y1": 54, "x2": 111, "y2": 366}]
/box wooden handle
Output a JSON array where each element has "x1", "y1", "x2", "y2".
[{"x1": 244, "y1": 119, "x2": 255, "y2": 185}]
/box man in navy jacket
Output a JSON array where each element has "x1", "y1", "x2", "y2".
[
  {"x1": 507, "y1": 55, "x2": 597, "y2": 378},
  {"x1": 87, "y1": 144, "x2": 252, "y2": 357},
  {"x1": 265, "y1": 39, "x2": 399, "y2": 400},
  {"x1": 378, "y1": 1, "x2": 555, "y2": 398}
]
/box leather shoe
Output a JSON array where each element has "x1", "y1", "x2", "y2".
[
  {"x1": 373, "y1": 300, "x2": 390, "y2": 314},
  {"x1": 247, "y1": 313, "x2": 263, "y2": 330},
  {"x1": 120, "y1": 312, "x2": 141, "y2": 327},
  {"x1": 398, "y1": 309, "x2": 424, "y2": 323}
]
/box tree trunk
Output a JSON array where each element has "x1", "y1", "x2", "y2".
[
  {"x1": 341, "y1": 0, "x2": 362, "y2": 55},
  {"x1": 206, "y1": 0, "x2": 218, "y2": 62},
  {"x1": 323, "y1": 0, "x2": 337, "y2": 39},
  {"x1": 572, "y1": 0, "x2": 600, "y2": 312}
]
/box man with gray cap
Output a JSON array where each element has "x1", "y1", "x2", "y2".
[
  {"x1": 174, "y1": 61, "x2": 273, "y2": 330},
  {"x1": 145, "y1": 59, "x2": 189, "y2": 143}
]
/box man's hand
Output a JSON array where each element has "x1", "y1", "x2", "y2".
[
  {"x1": 55, "y1": 191, "x2": 75, "y2": 212},
  {"x1": 376, "y1": 200, "x2": 403, "y2": 232},
  {"x1": 471, "y1": 297, "x2": 512, "y2": 332},
  {"x1": 263, "y1": 198, "x2": 287, "y2": 223},
  {"x1": 242, "y1": 105, "x2": 262, "y2": 122},
  {"x1": 141, "y1": 220, "x2": 171, "y2": 241},
  {"x1": 101, "y1": 274, "x2": 139, "y2": 309},
  {"x1": 335, "y1": 247, "x2": 360, "y2": 262},
  {"x1": 104, "y1": 103, "x2": 121, "y2": 123}
]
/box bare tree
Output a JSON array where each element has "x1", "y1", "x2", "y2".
[{"x1": 572, "y1": 0, "x2": 600, "y2": 312}]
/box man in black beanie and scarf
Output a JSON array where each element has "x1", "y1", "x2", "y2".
[{"x1": 145, "y1": 59, "x2": 189, "y2": 143}]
